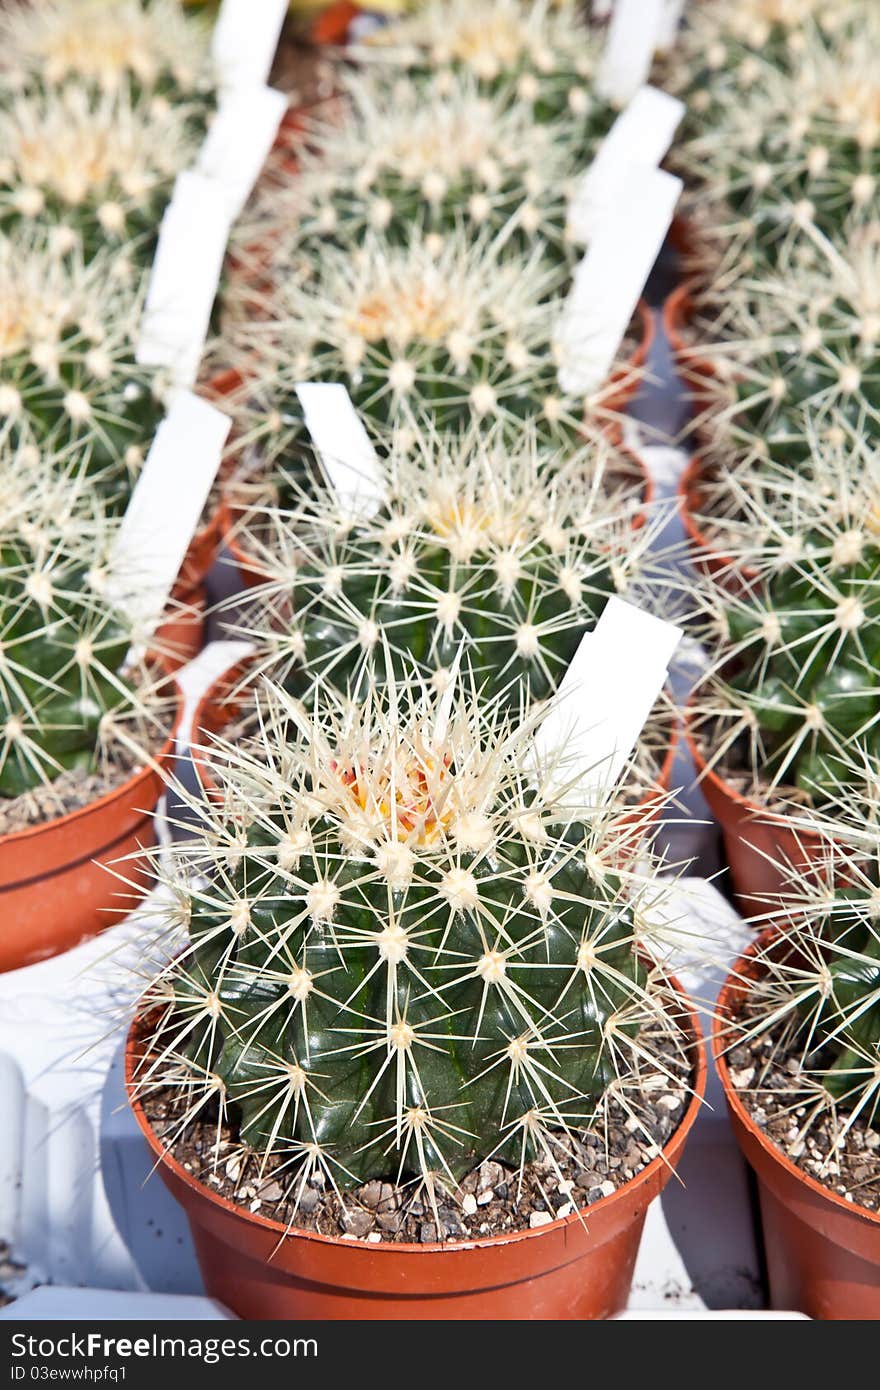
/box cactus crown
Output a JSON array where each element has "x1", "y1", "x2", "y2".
[
  {"x1": 0, "y1": 231, "x2": 163, "y2": 505},
  {"x1": 225, "y1": 227, "x2": 635, "y2": 442},
  {"x1": 249, "y1": 67, "x2": 584, "y2": 254},
  {"x1": 0, "y1": 82, "x2": 203, "y2": 258},
  {"x1": 354, "y1": 0, "x2": 602, "y2": 126},
  {"x1": 0, "y1": 444, "x2": 159, "y2": 801},
  {"x1": 137, "y1": 670, "x2": 689, "y2": 1207},
  {"x1": 725, "y1": 807, "x2": 880, "y2": 1152},
  {"x1": 225, "y1": 418, "x2": 658, "y2": 709},
  {"x1": 692, "y1": 430, "x2": 880, "y2": 806},
  {"x1": 0, "y1": 0, "x2": 213, "y2": 101}
]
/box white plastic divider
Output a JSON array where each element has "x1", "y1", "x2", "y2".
[
  {"x1": 294, "y1": 382, "x2": 385, "y2": 522},
  {"x1": 557, "y1": 165, "x2": 682, "y2": 395},
  {"x1": 598, "y1": 0, "x2": 671, "y2": 105},
  {"x1": 568, "y1": 86, "x2": 685, "y2": 246},
  {"x1": 211, "y1": 0, "x2": 289, "y2": 93}
]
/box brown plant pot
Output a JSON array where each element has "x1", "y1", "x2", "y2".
[
  {"x1": 676, "y1": 454, "x2": 757, "y2": 596},
  {"x1": 686, "y1": 711, "x2": 831, "y2": 916},
  {"x1": 125, "y1": 975, "x2": 705, "y2": 1320},
  {"x1": 310, "y1": 1, "x2": 360, "y2": 45},
  {"x1": 0, "y1": 685, "x2": 182, "y2": 974},
  {"x1": 714, "y1": 935, "x2": 880, "y2": 1319}
]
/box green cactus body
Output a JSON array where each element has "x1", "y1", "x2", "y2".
[
  {"x1": 676, "y1": 14, "x2": 880, "y2": 262},
  {"x1": 353, "y1": 0, "x2": 608, "y2": 140},
  {"x1": 229, "y1": 425, "x2": 651, "y2": 711},
  {"x1": 0, "y1": 84, "x2": 204, "y2": 263},
  {"x1": 263, "y1": 68, "x2": 598, "y2": 263},
  {"x1": 0, "y1": 234, "x2": 163, "y2": 507},
  {"x1": 0, "y1": 503, "x2": 135, "y2": 799},
  {"x1": 227, "y1": 229, "x2": 637, "y2": 448},
  {"x1": 148, "y1": 678, "x2": 677, "y2": 1191},
  {"x1": 0, "y1": 0, "x2": 214, "y2": 109},
  {"x1": 716, "y1": 527, "x2": 880, "y2": 802}
]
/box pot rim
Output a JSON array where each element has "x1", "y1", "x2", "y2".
[
  {"x1": 676, "y1": 454, "x2": 758, "y2": 584},
  {"x1": 683, "y1": 701, "x2": 828, "y2": 841},
  {"x1": 125, "y1": 967, "x2": 706, "y2": 1259},
  {"x1": 713, "y1": 929, "x2": 880, "y2": 1230},
  {"x1": 0, "y1": 676, "x2": 182, "y2": 850}
]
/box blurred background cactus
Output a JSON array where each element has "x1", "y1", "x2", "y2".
[
  {"x1": 0, "y1": 0, "x2": 214, "y2": 105},
  {"x1": 0, "y1": 232, "x2": 164, "y2": 507},
  {"x1": 136, "y1": 671, "x2": 689, "y2": 1204},
  {"x1": 0, "y1": 82, "x2": 205, "y2": 262},
  {"x1": 0, "y1": 446, "x2": 160, "y2": 801}
]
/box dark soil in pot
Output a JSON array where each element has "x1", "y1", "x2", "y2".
[
  {"x1": 724, "y1": 1002, "x2": 880, "y2": 1215},
  {"x1": 139, "y1": 1018, "x2": 692, "y2": 1246}
]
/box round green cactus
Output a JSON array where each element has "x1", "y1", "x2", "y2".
[
  {"x1": 354, "y1": 0, "x2": 608, "y2": 136},
  {"x1": 250, "y1": 67, "x2": 584, "y2": 260},
  {"x1": 224, "y1": 226, "x2": 642, "y2": 445},
  {"x1": 139, "y1": 672, "x2": 687, "y2": 1197},
  {"x1": 0, "y1": 445, "x2": 145, "y2": 799},
  {"x1": 0, "y1": 82, "x2": 204, "y2": 262},
  {"x1": 225, "y1": 420, "x2": 657, "y2": 710},
  {"x1": 728, "y1": 808, "x2": 880, "y2": 1141},
  {"x1": 694, "y1": 224, "x2": 880, "y2": 465},
  {"x1": 693, "y1": 440, "x2": 880, "y2": 805},
  {"x1": 0, "y1": 231, "x2": 164, "y2": 508},
  {"x1": 676, "y1": 14, "x2": 880, "y2": 261},
  {"x1": 0, "y1": 0, "x2": 214, "y2": 105}
]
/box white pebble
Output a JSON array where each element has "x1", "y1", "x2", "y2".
[
  {"x1": 599, "y1": 1180, "x2": 616, "y2": 1198},
  {"x1": 462, "y1": 1193, "x2": 478, "y2": 1216},
  {"x1": 529, "y1": 1210, "x2": 553, "y2": 1229}
]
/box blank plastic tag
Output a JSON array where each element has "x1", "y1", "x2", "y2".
[
  {"x1": 656, "y1": 0, "x2": 687, "y2": 48},
  {"x1": 556, "y1": 165, "x2": 681, "y2": 395},
  {"x1": 212, "y1": 0, "x2": 288, "y2": 90},
  {"x1": 137, "y1": 172, "x2": 230, "y2": 388},
  {"x1": 568, "y1": 86, "x2": 684, "y2": 245},
  {"x1": 294, "y1": 383, "x2": 385, "y2": 521},
  {"x1": 106, "y1": 392, "x2": 231, "y2": 639},
  {"x1": 533, "y1": 596, "x2": 682, "y2": 807},
  {"x1": 197, "y1": 85, "x2": 287, "y2": 222},
  {"x1": 597, "y1": 0, "x2": 667, "y2": 105}
]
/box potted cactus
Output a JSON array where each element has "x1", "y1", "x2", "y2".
[
  {"x1": 0, "y1": 81, "x2": 205, "y2": 264},
  {"x1": 0, "y1": 0, "x2": 214, "y2": 106},
  {"x1": 675, "y1": 15, "x2": 880, "y2": 266},
  {"x1": 714, "y1": 800, "x2": 880, "y2": 1318},
  {"x1": 219, "y1": 225, "x2": 651, "y2": 445},
  {"x1": 675, "y1": 224, "x2": 880, "y2": 469},
  {"x1": 0, "y1": 231, "x2": 166, "y2": 505},
  {"x1": 351, "y1": 0, "x2": 607, "y2": 136},
  {"x1": 127, "y1": 669, "x2": 704, "y2": 1319},
  {"x1": 685, "y1": 432, "x2": 880, "y2": 910},
  {"x1": 241, "y1": 66, "x2": 585, "y2": 257},
  {"x1": 219, "y1": 418, "x2": 660, "y2": 699},
  {"x1": 0, "y1": 445, "x2": 182, "y2": 972}
]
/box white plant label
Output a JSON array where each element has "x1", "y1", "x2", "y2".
[
  {"x1": 534, "y1": 596, "x2": 682, "y2": 807},
  {"x1": 137, "y1": 172, "x2": 230, "y2": 388},
  {"x1": 556, "y1": 165, "x2": 682, "y2": 395},
  {"x1": 106, "y1": 392, "x2": 231, "y2": 639},
  {"x1": 212, "y1": 0, "x2": 288, "y2": 90},
  {"x1": 568, "y1": 86, "x2": 684, "y2": 245},
  {"x1": 294, "y1": 383, "x2": 385, "y2": 522},
  {"x1": 597, "y1": 0, "x2": 667, "y2": 105},
  {"x1": 197, "y1": 85, "x2": 288, "y2": 222},
  {"x1": 656, "y1": 0, "x2": 687, "y2": 49}
]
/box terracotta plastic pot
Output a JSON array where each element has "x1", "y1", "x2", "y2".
[
  {"x1": 154, "y1": 584, "x2": 207, "y2": 671},
  {"x1": 125, "y1": 975, "x2": 705, "y2": 1320},
  {"x1": 598, "y1": 299, "x2": 656, "y2": 422},
  {"x1": 676, "y1": 455, "x2": 757, "y2": 596},
  {"x1": 686, "y1": 710, "x2": 831, "y2": 915},
  {"x1": 714, "y1": 935, "x2": 880, "y2": 1319},
  {"x1": 0, "y1": 685, "x2": 182, "y2": 973}
]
